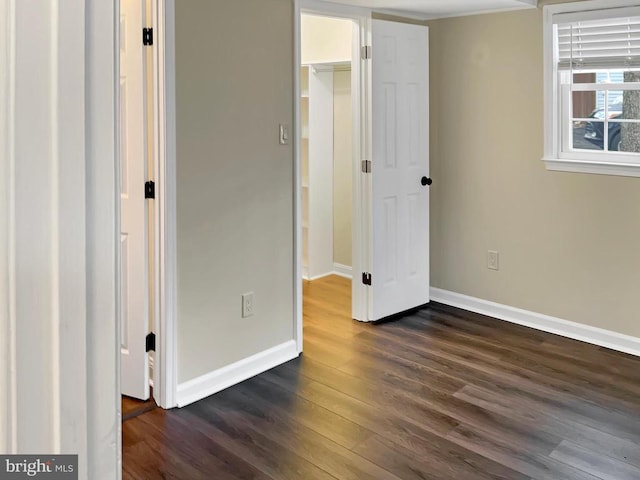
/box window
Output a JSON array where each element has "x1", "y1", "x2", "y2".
[{"x1": 544, "y1": 1, "x2": 640, "y2": 176}]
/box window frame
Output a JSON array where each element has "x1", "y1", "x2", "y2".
[{"x1": 543, "y1": 0, "x2": 640, "y2": 177}]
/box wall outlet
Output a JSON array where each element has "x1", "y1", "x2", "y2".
[
  {"x1": 242, "y1": 292, "x2": 254, "y2": 318},
  {"x1": 487, "y1": 250, "x2": 499, "y2": 271}
]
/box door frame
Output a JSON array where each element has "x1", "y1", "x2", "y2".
[
  {"x1": 294, "y1": 0, "x2": 373, "y2": 352},
  {"x1": 118, "y1": 0, "x2": 177, "y2": 409},
  {"x1": 149, "y1": 0, "x2": 177, "y2": 409}
]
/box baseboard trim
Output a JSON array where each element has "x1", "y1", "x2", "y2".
[
  {"x1": 333, "y1": 263, "x2": 352, "y2": 279},
  {"x1": 430, "y1": 288, "x2": 640, "y2": 358},
  {"x1": 305, "y1": 270, "x2": 352, "y2": 281},
  {"x1": 306, "y1": 272, "x2": 334, "y2": 281},
  {"x1": 176, "y1": 340, "x2": 299, "y2": 407}
]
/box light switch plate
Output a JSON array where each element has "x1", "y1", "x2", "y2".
[
  {"x1": 488, "y1": 250, "x2": 499, "y2": 271},
  {"x1": 279, "y1": 124, "x2": 289, "y2": 145}
]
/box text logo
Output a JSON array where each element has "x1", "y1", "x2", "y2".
[{"x1": 0, "y1": 456, "x2": 77, "y2": 479}]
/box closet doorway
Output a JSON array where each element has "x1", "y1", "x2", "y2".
[{"x1": 300, "y1": 13, "x2": 358, "y2": 330}]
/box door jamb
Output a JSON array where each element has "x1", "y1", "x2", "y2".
[
  {"x1": 150, "y1": 0, "x2": 177, "y2": 409},
  {"x1": 294, "y1": 0, "x2": 372, "y2": 353}
]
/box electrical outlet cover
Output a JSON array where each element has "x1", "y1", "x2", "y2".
[{"x1": 242, "y1": 292, "x2": 254, "y2": 318}]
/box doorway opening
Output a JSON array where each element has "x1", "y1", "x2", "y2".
[
  {"x1": 295, "y1": 4, "x2": 431, "y2": 346},
  {"x1": 299, "y1": 11, "x2": 363, "y2": 344}
]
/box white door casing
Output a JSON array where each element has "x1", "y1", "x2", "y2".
[
  {"x1": 120, "y1": 0, "x2": 150, "y2": 400},
  {"x1": 370, "y1": 20, "x2": 429, "y2": 321},
  {"x1": 1, "y1": 0, "x2": 120, "y2": 475}
]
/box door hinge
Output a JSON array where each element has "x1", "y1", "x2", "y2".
[
  {"x1": 145, "y1": 181, "x2": 155, "y2": 199},
  {"x1": 361, "y1": 46, "x2": 372, "y2": 60},
  {"x1": 146, "y1": 332, "x2": 156, "y2": 352},
  {"x1": 143, "y1": 27, "x2": 154, "y2": 46},
  {"x1": 362, "y1": 272, "x2": 372, "y2": 285},
  {"x1": 361, "y1": 160, "x2": 371, "y2": 173}
]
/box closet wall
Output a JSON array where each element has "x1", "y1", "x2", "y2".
[
  {"x1": 301, "y1": 14, "x2": 353, "y2": 280},
  {"x1": 302, "y1": 15, "x2": 352, "y2": 65},
  {"x1": 333, "y1": 69, "x2": 353, "y2": 269}
]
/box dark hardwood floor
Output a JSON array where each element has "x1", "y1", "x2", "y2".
[{"x1": 123, "y1": 275, "x2": 640, "y2": 480}]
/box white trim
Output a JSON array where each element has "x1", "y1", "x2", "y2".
[
  {"x1": 176, "y1": 340, "x2": 299, "y2": 408},
  {"x1": 294, "y1": 0, "x2": 304, "y2": 354},
  {"x1": 151, "y1": 0, "x2": 161, "y2": 405},
  {"x1": 543, "y1": 4, "x2": 557, "y2": 164},
  {"x1": 86, "y1": 0, "x2": 120, "y2": 477},
  {"x1": 2, "y1": 1, "x2": 119, "y2": 476},
  {"x1": 545, "y1": 0, "x2": 640, "y2": 15},
  {"x1": 421, "y1": 2, "x2": 536, "y2": 21},
  {"x1": 430, "y1": 288, "x2": 640, "y2": 357},
  {"x1": 543, "y1": 157, "x2": 640, "y2": 177},
  {"x1": 0, "y1": 0, "x2": 16, "y2": 454},
  {"x1": 333, "y1": 263, "x2": 353, "y2": 279},
  {"x1": 305, "y1": 273, "x2": 330, "y2": 281},
  {"x1": 373, "y1": 8, "x2": 432, "y2": 21},
  {"x1": 353, "y1": 13, "x2": 371, "y2": 323},
  {"x1": 304, "y1": 269, "x2": 351, "y2": 281},
  {"x1": 152, "y1": 0, "x2": 178, "y2": 409},
  {"x1": 300, "y1": 0, "x2": 536, "y2": 20},
  {"x1": 301, "y1": 0, "x2": 371, "y2": 18}
]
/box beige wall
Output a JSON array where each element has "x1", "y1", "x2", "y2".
[
  {"x1": 428, "y1": 8, "x2": 640, "y2": 338},
  {"x1": 333, "y1": 70, "x2": 353, "y2": 267},
  {"x1": 175, "y1": 0, "x2": 294, "y2": 383},
  {"x1": 302, "y1": 15, "x2": 352, "y2": 65}
]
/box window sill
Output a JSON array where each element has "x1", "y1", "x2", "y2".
[{"x1": 543, "y1": 157, "x2": 640, "y2": 178}]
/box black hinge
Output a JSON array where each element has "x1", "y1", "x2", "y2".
[
  {"x1": 143, "y1": 27, "x2": 153, "y2": 46},
  {"x1": 145, "y1": 181, "x2": 155, "y2": 199},
  {"x1": 146, "y1": 333, "x2": 156, "y2": 352},
  {"x1": 361, "y1": 160, "x2": 371, "y2": 173},
  {"x1": 362, "y1": 272, "x2": 372, "y2": 285}
]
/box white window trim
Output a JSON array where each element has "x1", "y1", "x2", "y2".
[{"x1": 543, "y1": 0, "x2": 640, "y2": 177}]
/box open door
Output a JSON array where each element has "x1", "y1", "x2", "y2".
[
  {"x1": 120, "y1": 0, "x2": 150, "y2": 400},
  {"x1": 369, "y1": 20, "x2": 430, "y2": 321}
]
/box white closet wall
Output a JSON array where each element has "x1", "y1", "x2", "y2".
[
  {"x1": 302, "y1": 66, "x2": 335, "y2": 280},
  {"x1": 302, "y1": 15, "x2": 352, "y2": 65}
]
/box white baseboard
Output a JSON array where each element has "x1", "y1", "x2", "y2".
[
  {"x1": 332, "y1": 263, "x2": 353, "y2": 279},
  {"x1": 303, "y1": 265, "x2": 353, "y2": 282},
  {"x1": 430, "y1": 288, "x2": 640, "y2": 358},
  {"x1": 176, "y1": 340, "x2": 299, "y2": 407}
]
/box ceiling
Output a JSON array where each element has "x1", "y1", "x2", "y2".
[{"x1": 321, "y1": 0, "x2": 537, "y2": 19}]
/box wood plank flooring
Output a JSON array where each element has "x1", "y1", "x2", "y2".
[
  {"x1": 123, "y1": 275, "x2": 640, "y2": 480},
  {"x1": 122, "y1": 393, "x2": 157, "y2": 422}
]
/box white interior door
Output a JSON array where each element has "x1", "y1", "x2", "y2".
[
  {"x1": 370, "y1": 20, "x2": 430, "y2": 321},
  {"x1": 120, "y1": 0, "x2": 150, "y2": 400}
]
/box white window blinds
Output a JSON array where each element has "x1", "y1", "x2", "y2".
[{"x1": 556, "y1": 8, "x2": 640, "y2": 69}]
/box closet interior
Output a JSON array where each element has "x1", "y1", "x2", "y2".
[{"x1": 301, "y1": 14, "x2": 354, "y2": 281}]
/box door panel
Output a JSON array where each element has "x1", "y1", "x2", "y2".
[
  {"x1": 371, "y1": 20, "x2": 429, "y2": 321},
  {"x1": 120, "y1": 0, "x2": 149, "y2": 400}
]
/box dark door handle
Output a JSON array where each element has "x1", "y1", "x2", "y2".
[{"x1": 421, "y1": 177, "x2": 432, "y2": 186}]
